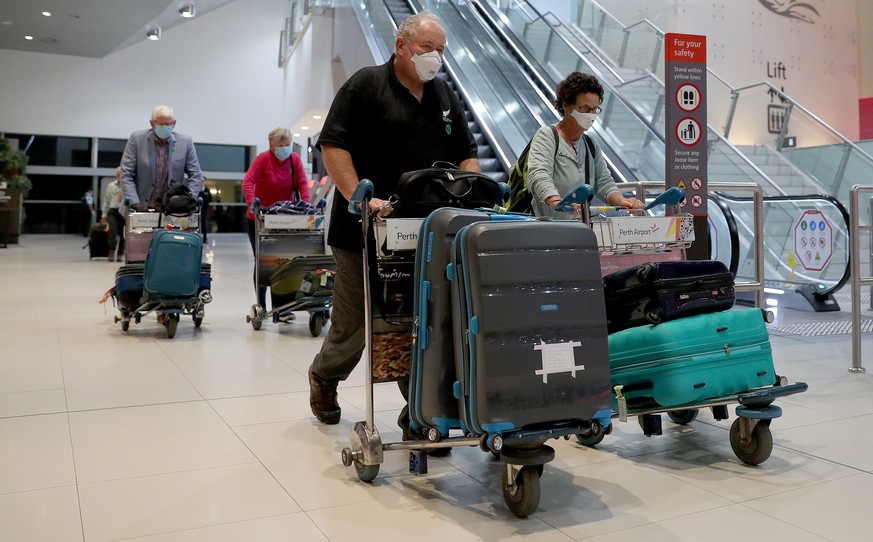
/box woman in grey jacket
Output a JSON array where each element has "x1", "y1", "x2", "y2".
[{"x1": 528, "y1": 72, "x2": 643, "y2": 218}]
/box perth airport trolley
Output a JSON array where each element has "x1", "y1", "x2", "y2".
[
  {"x1": 112, "y1": 204, "x2": 211, "y2": 339},
  {"x1": 578, "y1": 186, "x2": 808, "y2": 465},
  {"x1": 244, "y1": 199, "x2": 334, "y2": 336}
]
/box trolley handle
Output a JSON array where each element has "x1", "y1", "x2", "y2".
[
  {"x1": 554, "y1": 183, "x2": 594, "y2": 213},
  {"x1": 348, "y1": 179, "x2": 374, "y2": 215},
  {"x1": 644, "y1": 186, "x2": 685, "y2": 211}
]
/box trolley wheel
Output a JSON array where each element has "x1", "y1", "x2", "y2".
[
  {"x1": 193, "y1": 316, "x2": 203, "y2": 328},
  {"x1": 576, "y1": 431, "x2": 605, "y2": 447},
  {"x1": 729, "y1": 418, "x2": 773, "y2": 466},
  {"x1": 121, "y1": 320, "x2": 130, "y2": 332},
  {"x1": 667, "y1": 409, "x2": 699, "y2": 425},
  {"x1": 309, "y1": 312, "x2": 324, "y2": 336},
  {"x1": 247, "y1": 304, "x2": 263, "y2": 331},
  {"x1": 165, "y1": 314, "x2": 179, "y2": 339},
  {"x1": 134, "y1": 313, "x2": 142, "y2": 324},
  {"x1": 354, "y1": 462, "x2": 380, "y2": 482},
  {"x1": 502, "y1": 466, "x2": 541, "y2": 518}
]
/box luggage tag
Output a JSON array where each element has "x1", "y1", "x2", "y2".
[
  {"x1": 614, "y1": 385, "x2": 628, "y2": 422},
  {"x1": 299, "y1": 274, "x2": 313, "y2": 294}
]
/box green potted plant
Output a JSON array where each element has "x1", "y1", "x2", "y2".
[{"x1": 0, "y1": 138, "x2": 31, "y2": 244}]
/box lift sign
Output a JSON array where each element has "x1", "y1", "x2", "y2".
[{"x1": 793, "y1": 210, "x2": 832, "y2": 271}]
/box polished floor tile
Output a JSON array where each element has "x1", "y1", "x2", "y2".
[{"x1": 3, "y1": 233, "x2": 873, "y2": 541}]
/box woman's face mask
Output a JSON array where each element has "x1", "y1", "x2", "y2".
[
  {"x1": 570, "y1": 109, "x2": 597, "y2": 131},
  {"x1": 273, "y1": 145, "x2": 292, "y2": 161},
  {"x1": 408, "y1": 44, "x2": 443, "y2": 82}
]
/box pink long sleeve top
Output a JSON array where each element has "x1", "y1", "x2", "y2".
[{"x1": 242, "y1": 150, "x2": 310, "y2": 219}]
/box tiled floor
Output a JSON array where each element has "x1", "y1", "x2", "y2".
[{"x1": 1, "y1": 234, "x2": 871, "y2": 541}]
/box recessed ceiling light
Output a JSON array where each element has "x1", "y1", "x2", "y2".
[
  {"x1": 42, "y1": 11, "x2": 51, "y2": 17},
  {"x1": 146, "y1": 27, "x2": 161, "y2": 40},
  {"x1": 300, "y1": 126, "x2": 309, "y2": 130},
  {"x1": 24, "y1": 35, "x2": 33, "y2": 40},
  {"x1": 292, "y1": 133, "x2": 301, "y2": 137},
  {"x1": 178, "y1": 3, "x2": 196, "y2": 18},
  {"x1": 312, "y1": 115, "x2": 322, "y2": 120}
]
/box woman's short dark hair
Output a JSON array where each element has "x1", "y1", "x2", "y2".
[{"x1": 554, "y1": 72, "x2": 604, "y2": 115}]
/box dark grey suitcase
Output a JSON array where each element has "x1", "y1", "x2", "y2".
[
  {"x1": 409, "y1": 208, "x2": 524, "y2": 438},
  {"x1": 450, "y1": 220, "x2": 613, "y2": 437}
]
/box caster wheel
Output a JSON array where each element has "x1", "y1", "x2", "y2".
[
  {"x1": 354, "y1": 462, "x2": 380, "y2": 482},
  {"x1": 667, "y1": 409, "x2": 699, "y2": 425},
  {"x1": 576, "y1": 431, "x2": 605, "y2": 447},
  {"x1": 121, "y1": 320, "x2": 130, "y2": 332},
  {"x1": 134, "y1": 313, "x2": 141, "y2": 324},
  {"x1": 426, "y1": 427, "x2": 441, "y2": 443},
  {"x1": 309, "y1": 312, "x2": 323, "y2": 336},
  {"x1": 502, "y1": 466, "x2": 540, "y2": 518},
  {"x1": 166, "y1": 314, "x2": 179, "y2": 339},
  {"x1": 248, "y1": 304, "x2": 263, "y2": 331},
  {"x1": 729, "y1": 418, "x2": 773, "y2": 466}
]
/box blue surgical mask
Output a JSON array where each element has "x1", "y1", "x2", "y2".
[
  {"x1": 154, "y1": 124, "x2": 174, "y2": 139},
  {"x1": 273, "y1": 146, "x2": 292, "y2": 161}
]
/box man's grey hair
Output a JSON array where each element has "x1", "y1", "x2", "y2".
[
  {"x1": 268, "y1": 127, "x2": 292, "y2": 146},
  {"x1": 396, "y1": 10, "x2": 443, "y2": 52},
  {"x1": 151, "y1": 105, "x2": 175, "y2": 121}
]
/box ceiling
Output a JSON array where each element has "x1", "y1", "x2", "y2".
[{"x1": 0, "y1": 0, "x2": 236, "y2": 58}]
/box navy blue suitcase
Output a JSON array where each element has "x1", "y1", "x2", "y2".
[
  {"x1": 115, "y1": 262, "x2": 211, "y2": 310},
  {"x1": 450, "y1": 220, "x2": 613, "y2": 437},
  {"x1": 409, "y1": 208, "x2": 527, "y2": 438},
  {"x1": 603, "y1": 260, "x2": 735, "y2": 334}
]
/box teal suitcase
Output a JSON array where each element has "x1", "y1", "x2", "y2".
[{"x1": 608, "y1": 308, "x2": 777, "y2": 409}]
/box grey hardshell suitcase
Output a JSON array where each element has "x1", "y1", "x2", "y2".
[
  {"x1": 450, "y1": 220, "x2": 613, "y2": 437},
  {"x1": 410, "y1": 208, "x2": 525, "y2": 438}
]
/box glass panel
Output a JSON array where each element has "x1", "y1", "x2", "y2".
[
  {"x1": 196, "y1": 143, "x2": 250, "y2": 172},
  {"x1": 97, "y1": 138, "x2": 127, "y2": 168},
  {"x1": 22, "y1": 174, "x2": 95, "y2": 235},
  {"x1": 4, "y1": 134, "x2": 92, "y2": 167}
]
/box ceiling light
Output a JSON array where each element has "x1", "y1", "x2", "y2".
[
  {"x1": 42, "y1": 12, "x2": 51, "y2": 17},
  {"x1": 24, "y1": 35, "x2": 33, "y2": 40},
  {"x1": 312, "y1": 114, "x2": 322, "y2": 120},
  {"x1": 292, "y1": 133, "x2": 301, "y2": 137},
  {"x1": 146, "y1": 27, "x2": 161, "y2": 40},
  {"x1": 300, "y1": 126, "x2": 309, "y2": 130},
  {"x1": 178, "y1": 3, "x2": 196, "y2": 18}
]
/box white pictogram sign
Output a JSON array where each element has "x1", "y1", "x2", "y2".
[
  {"x1": 534, "y1": 340, "x2": 584, "y2": 383},
  {"x1": 793, "y1": 210, "x2": 832, "y2": 271}
]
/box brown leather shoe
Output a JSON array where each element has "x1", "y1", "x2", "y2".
[{"x1": 308, "y1": 369, "x2": 340, "y2": 424}]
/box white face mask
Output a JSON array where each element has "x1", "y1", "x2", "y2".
[
  {"x1": 408, "y1": 46, "x2": 443, "y2": 82},
  {"x1": 570, "y1": 109, "x2": 597, "y2": 131}
]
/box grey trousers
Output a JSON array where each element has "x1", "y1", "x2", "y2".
[
  {"x1": 310, "y1": 247, "x2": 366, "y2": 381},
  {"x1": 310, "y1": 246, "x2": 410, "y2": 429}
]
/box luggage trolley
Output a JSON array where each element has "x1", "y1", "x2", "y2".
[
  {"x1": 573, "y1": 186, "x2": 808, "y2": 465},
  {"x1": 340, "y1": 181, "x2": 612, "y2": 518},
  {"x1": 112, "y1": 202, "x2": 212, "y2": 338},
  {"x1": 245, "y1": 198, "x2": 334, "y2": 335}
]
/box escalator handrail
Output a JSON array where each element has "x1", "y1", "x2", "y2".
[
  {"x1": 707, "y1": 192, "x2": 742, "y2": 276},
  {"x1": 713, "y1": 192, "x2": 851, "y2": 296}
]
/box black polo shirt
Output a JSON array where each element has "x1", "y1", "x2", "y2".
[{"x1": 317, "y1": 55, "x2": 478, "y2": 252}]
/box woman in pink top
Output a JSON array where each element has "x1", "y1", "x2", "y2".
[{"x1": 243, "y1": 127, "x2": 311, "y2": 309}]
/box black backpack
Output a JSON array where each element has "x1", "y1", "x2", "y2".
[{"x1": 506, "y1": 126, "x2": 594, "y2": 213}]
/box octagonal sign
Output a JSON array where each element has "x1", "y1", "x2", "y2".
[{"x1": 793, "y1": 210, "x2": 832, "y2": 271}]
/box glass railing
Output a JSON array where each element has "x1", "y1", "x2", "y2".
[
  {"x1": 487, "y1": 0, "x2": 799, "y2": 197},
  {"x1": 572, "y1": 0, "x2": 873, "y2": 204},
  {"x1": 710, "y1": 192, "x2": 850, "y2": 296}
]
